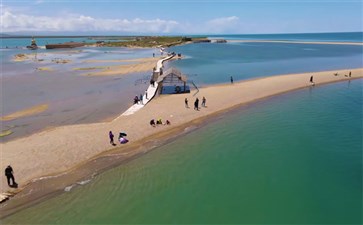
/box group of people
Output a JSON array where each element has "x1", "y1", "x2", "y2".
[
  {"x1": 184, "y1": 97, "x2": 206, "y2": 110},
  {"x1": 134, "y1": 92, "x2": 148, "y2": 105},
  {"x1": 109, "y1": 131, "x2": 128, "y2": 145},
  {"x1": 150, "y1": 118, "x2": 171, "y2": 127}
]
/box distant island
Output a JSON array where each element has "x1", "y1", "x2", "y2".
[{"x1": 94, "y1": 36, "x2": 207, "y2": 48}]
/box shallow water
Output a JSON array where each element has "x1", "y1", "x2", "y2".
[{"x1": 4, "y1": 79, "x2": 362, "y2": 224}]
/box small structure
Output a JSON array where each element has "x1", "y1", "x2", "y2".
[{"x1": 157, "y1": 68, "x2": 190, "y2": 94}]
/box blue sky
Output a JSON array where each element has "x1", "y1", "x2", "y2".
[{"x1": 1, "y1": 0, "x2": 362, "y2": 34}]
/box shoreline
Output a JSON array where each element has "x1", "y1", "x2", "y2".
[{"x1": 1, "y1": 68, "x2": 362, "y2": 218}]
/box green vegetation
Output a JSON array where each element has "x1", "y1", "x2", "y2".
[{"x1": 97, "y1": 36, "x2": 206, "y2": 48}]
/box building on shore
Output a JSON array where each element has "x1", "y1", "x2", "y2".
[{"x1": 157, "y1": 68, "x2": 190, "y2": 94}]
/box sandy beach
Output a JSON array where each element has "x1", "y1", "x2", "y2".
[
  {"x1": 0, "y1": 68, "x2": 362, "y2": 214},
  {"x1": 227, "y1": 40, "x2": 363, "y2": 46}
]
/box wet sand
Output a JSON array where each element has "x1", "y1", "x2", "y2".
[
  {"x1": 80, "y1": 60, "x2": 160, "y2": 76},
  {"x1": 0, "y1": 68, "x2": 362, "y2": 217},
  {"x1": 1, "y1": 104, "x2": 49, "y2": 121},
  {"x1": 227, "y1": 40, "x2": 363, "y2": 46}
]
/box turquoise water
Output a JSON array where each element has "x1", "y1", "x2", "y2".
[
  {"x1": 209, "y1": 32, "x2": 363, "y2": 42},
  {"x1": 5, "y1": 79, "x2": 362, "y2": 224},
  {"x1": 167, "y1": 42, "x2": 363, "y2": 85}
]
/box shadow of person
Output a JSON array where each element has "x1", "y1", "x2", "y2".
[
  {"x1": 10, "y1": 183, "x2": 18, "y2": 188},
  {"x1": 112, "y1": 143, "x2": 116, "y2": 146}
]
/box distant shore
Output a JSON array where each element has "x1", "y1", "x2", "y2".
[{"x1": 0, "y1": 67, "x2": 362, "y2": 217}]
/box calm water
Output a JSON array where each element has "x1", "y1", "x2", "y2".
[
  {"x1": 5, "y1": 79, "x2": 362, "y2": 224},
  {"x1": 167, "y1": 41, "x2": 363, "y2": 86},
  {"x1": 209, "y1": 32, "x2": 363, "y2": 42}
]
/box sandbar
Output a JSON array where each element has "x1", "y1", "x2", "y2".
[
  {"x1": 227, "y1": 40, "x2": 363, "y2": 46},
  {"x1": 82, "y1": 58, "x2": 160, "y2": 76},
  {"x1": 1, "y1": 104, "x2": 49, "y2": 121},
  {"x1": 0, "y1": 68, "x2": 362, "y2": 210}
]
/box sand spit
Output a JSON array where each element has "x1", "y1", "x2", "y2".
[
  {"x1": 0, "y1": 68, "x2": 362, "y2": 208},
  {"x1": 227, "y1": 40, "x2": 363, "y2": 46},
  {"x1": 83, "y1": 57, "x2": 163, "y2": 63},
  {"x1": 82, "y1": 58, "x2": 160, "y2": 76},
  {"x1": 1, "y1": 104, "x2": 49, "y2": 121}
]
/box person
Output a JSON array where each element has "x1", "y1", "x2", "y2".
[
  {"x1": 185, "y1": 98, "x2": 189, "y2": 108},
  {"x1": 310, "y1": 75, "x2": 315, "y2": 85},
  {"x1": 157, "y1": 118, "x2": 162, "y2": 125},
  {"x1": 145, "y1": 91, "x2": 148, "y2": 99},
  {"x1": 150, "y1": 119, "x2": 156, "y2": 127},
  {"x1": 119, "y1": 137, "x2": 129, "y2": 144},
  {"x1": 134, "y1": 95, "x2": 139, "y2": 104},
  {"x1": 166, "y1": 120, "x2": 171, "y2": 125},
  {"x1": 230, "y1": 76, "x2": 234, "y2": 84},
  {"x1": 109, "y1": 131, "x2": 115, "y2": 145},
  {"x1": 194, "y1": 98, "x2": 199, "y2": 110},
  {"x1": 202, "y1": 97, "x2": 206, "y2": 107},
  {"x1": 349, "y1": 71, "x2": 352, "y2": 77},
  {"x1": 5, "y1": 165, "x2": 16, "y2": 187},
  {"x1": 139, "y1": 94, "x2": 143, "y2": 105},
  {"x1": 153, "y1": 53, "x2": 155, "y2": 57}
]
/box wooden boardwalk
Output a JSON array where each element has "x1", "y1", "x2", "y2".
[{"x1": 119, "y1": 54, "x2": 175, "y2": 117}]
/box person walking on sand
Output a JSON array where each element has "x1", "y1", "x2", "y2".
[
  {"x1": 310, "y1": 75, "x2": 315, "y2": 85},
  {"x1": 185, "y1": 98, "x2": 189, "y2": 108},
  {"x1": 202, "y1": 97, "x2": 206, "y2": 107},
  {"x1": 349, "y1": 71, "x2": 352, "y2": 77},
  {"x1": 5, "y1": 165, "x2": 17, "y2": 188},
  {"x1": 145, "y1": 91, "x2": 148, "y2": 100},
  {"x1": 109, "y1": 131, "x2": 115, "y2": 145},
  {"x1": 230, "y1": 76, "x2": 234, "y2": 84}
]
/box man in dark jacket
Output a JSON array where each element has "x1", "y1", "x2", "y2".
[{"x1": 5, "y1": 165, "x2": 16, "y2": 187}]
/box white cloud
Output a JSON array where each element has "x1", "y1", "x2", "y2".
[
  {"x1": 205, "y1": 16, "x2": 240, "y2": 33},
  {"x1": 0, "y1": 9, "x2": 179, "y2": 33}
]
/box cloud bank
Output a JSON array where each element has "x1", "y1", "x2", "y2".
[
  {"x1": 1, "y1": 9, "x2": 179, "y2": 33},
  {"x1": 1, "y1": 7, "x2": 241, "y2": 34}
]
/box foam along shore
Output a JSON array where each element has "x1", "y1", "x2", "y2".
[
  {"x1": 0, "y1": 68, "x2": 362, "y2": 201},
  {"x1": 226, "y1": 40, "x2": 363, "y2": 46}
]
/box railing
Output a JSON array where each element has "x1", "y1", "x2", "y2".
[{"x1": 189, "y1": 80, "x2": 199, "y2": 96}]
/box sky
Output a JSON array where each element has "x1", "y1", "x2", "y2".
[{"x1": 1, "y1": 0, "x2": 362, "y2": 35}]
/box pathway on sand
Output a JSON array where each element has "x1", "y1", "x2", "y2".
[{"x1": 120, "y1": 54, "x2": 175, "y2": 117}]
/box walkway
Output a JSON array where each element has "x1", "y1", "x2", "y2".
[{"x1": 119, "y1": 54, "x2": 174, "y2": 117}]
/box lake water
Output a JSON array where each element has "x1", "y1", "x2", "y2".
[{"x1": 4, "y1": 79, "x2": 362, "y2": 224}]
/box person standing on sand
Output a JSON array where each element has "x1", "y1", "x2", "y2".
[
  {"x1": 194, "y1": 98, "x2": 199, "y2": 110},
  {"x1": 310, "y1": 75, "x2": 315, "y2": 85},
  {"x1": 185, "y1": 98, "x2": 189, "y2": 108},
  {"x1": 349, "y1": 71, "x2": 352, "y2": 77},
  {"x1": 230, "y1": 76, "x2": 234, "y2": 84},
  {"x1": 5, "y1": 165, "x2": 17, "y2": 187},
  {"x1": 202, "y1": 97, "x2": 206, "y2": 107},
  {"x1": 109, "y1": 131, "x2": 115, "y2": 145},
  {"x1": 139, "y1": 94, "x2": 143, "y2": 105},
  {"x1": 145, "y1": 91, "x2": 148, "y2": 100}
]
